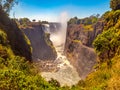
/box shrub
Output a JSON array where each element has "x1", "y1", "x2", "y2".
[
  {"x1": 93, "y1": 28, "x2": 120, "y2": 61},
  {"x1": 48, "y1": 78, "x2": 60, "y2": 87},
  {"x1": 110, "y1": 0, "x2": 120, "y2": 10}
]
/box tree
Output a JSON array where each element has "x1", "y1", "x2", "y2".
[
  {"x1": 93, "y1": 28, "x2": 120, "y2": 62},
  {"x1": 32, "y1": 19, "x2": 36, "y2": 22},
  {"x1": 0, "y1": 0, "x2": 18, "y2": 13},
  {"x1": 110, "y1": 0, "x2": 120, "y2": 10},
  {"x1": 19, "y1": 18, "x2": 30, "y2": 25}
]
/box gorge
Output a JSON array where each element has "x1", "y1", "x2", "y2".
[
  {"x1": 20, "y1": 17, "x2": 104, "y2": 86},
  {"x1": 1, "y1": 0, "x2": 120, "y2": 89}
]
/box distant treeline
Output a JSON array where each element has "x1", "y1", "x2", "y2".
[
  {"x1": 68, "y1": 14, "x2": 100, "y2": 25},
  {"x1": 13, "y1": 18, "x2": 49, "y2": 27}
]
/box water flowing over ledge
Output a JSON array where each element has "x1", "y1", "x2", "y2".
[
  {"x1": 41, "y1": 23, "x2": 81, "y2": 86},
  {"x1": 41, "y1": 44, "x2": 81, "y2": 86}
]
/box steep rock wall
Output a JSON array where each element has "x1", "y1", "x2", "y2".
[
  {"x1": 22, "y1": 24, "x2": 57, "y2": 61},
  {"x1": 0, "y1": 8, "x2": 32, "y2": 61},
  {"x1": 65, "y1": 21, "x2": 104, "y2": 79}
]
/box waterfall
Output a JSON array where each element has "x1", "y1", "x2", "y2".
[
  {"x1": 41, "y1": 23, "x2": 81, "y2": 86},
  {"x1": 42, "y1": 24, "x2": 50, "y2": 33}
]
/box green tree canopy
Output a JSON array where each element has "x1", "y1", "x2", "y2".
[
  {"x1": 110, "y1": 0, "x2": 120, "y2": 10},
  {"x1": 93, "y1": 28, "x2": 120, "y2": 61},
  {"x1": 0, "y1": 0, "x2": 18, "y2": 13},
  {"x1": 19, "y1": 18, "x2": 30, "y2": 24}
]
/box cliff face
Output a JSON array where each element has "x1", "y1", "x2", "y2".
[
  {"x1": 65, "y1": 21, "x2": 104, "y2": 79},
  {"x1": 87, "y1": 21, "x2": 104, "y2": 47},
  {"x1": 42, "y1": 23, "x2": 61, "y2": 34},
  {"x1": 0, "y1": 9, "x2": 32, "y2": 61},
  {"x1": 22, "y1": 23, "x2": 57, "y2": 61}
]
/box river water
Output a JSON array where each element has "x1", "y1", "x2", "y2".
[{"x1": 41, "y1": 25, "x2": 81, "y2": 86}]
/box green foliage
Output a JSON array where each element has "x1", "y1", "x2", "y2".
[
  {"x1": 104, "y1": 10, "x2": 120, "y2": 30},
  {"x1": 44, "y1": 32, "x2": 56, "y2": 54},
  {"x1": 72, "y1": 40, "x2": 82, "y2": 44},
  {"x1": 93, "y1": 10, "x2": 120, "y2": 61},
  {"x1": 42, "y1": 21, "x2": 49, "y2": 24},
  {"x1": 110, "y1": 0, "x2": 120, "y2": 10},
  {"x1": 107, "y1": 56, "x2": 120, "y2": 90},
  {"x1": 48, "y1": 78, "x2": 60, "y2": 87},
  {"x1": 0, "y1": 6, "x2": 60, "y2": 89},
  {"x1": 0, "y1": 30, "x2": 14, "y2": 59},
  {"x1": 0, "y1": 0, "x2": 120, "y2": 89},
  {"x1": 0, "y1": 69, "x2": 52, "y2": 90},
  {"x1": 24, "y1": 34, "x2": 32, "y2": 53},
  {"x1": 68, "y1": 15, "x2": 99, "y2": 25},
  {"x1": 0, "y1": 0, "x2": 18, "y2": 13},
  {"x1": 0, "y1": 29, "x2": 8, "y2": 45},
  {"x1": 18, "y1": 18, "x2": 31, "y2": 27},
  {"x1": 0, "y1": 45, "x2": 8, "y2": 59},
  {"x1": 0, "y1": 55, "x2": 65, "y2": 90},
  {"x1": 0, "y1": 8, "x2": 32, "y2": 60},
  {"x1": 1, "y1": 54, "x2": 115, "y2": 90},
  {"x1": 93, "y1": 28, "x2": 120, "y2": 61},
  {"x1": 69, "y1": 1, "x2": 120, "y2": 90},
  {"x1": 83, "y1": 25, "x2": 93, "y2": 31},
  {"x1": 71, "y1": 55, "x2": 120, "y2": 90},
  {"x1": 68, "y1": 17, "x2": 78, "y2": 25},
  {"x1": 0, "y1": 29, "x2": 59, "y2": 89}
]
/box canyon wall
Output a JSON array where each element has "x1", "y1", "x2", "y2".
[
  {"x1": 22, "y1": 23, "x2": 57, "y2": 61},
  {"x1": 65, "y1": 21, "x2": 104, "y2": 79},
  {"x1": 0, "y1": 8, "x2": 32, "y2": 61}
]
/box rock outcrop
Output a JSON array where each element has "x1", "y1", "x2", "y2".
[
  {"x1": 65, "y1": 21, "x2": 104, "y2": 79},
  {"x1": 87, "y1": 21, "x2": 104, "y2": 47},
  {"x1": 22, "y1": 23, "x2": 57, "y2": 61}
]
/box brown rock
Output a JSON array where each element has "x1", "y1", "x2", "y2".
[{"x1": 65, "y1": 21, "x2": 104, "y2": 79}]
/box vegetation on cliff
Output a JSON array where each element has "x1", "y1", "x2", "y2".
[
  {"x1": 68, "y1": 14, "x2": 99, "y2": 25},
  {"x1": 0, "y1": 0, "x2": 120, "y2": 89},
  {"x1": 93, "y1": 8, "x2": 120, "y2": 62},
  {"x1": 63, "y1": 0, "x2": 120, "y2": 90},
  {"x1": 0, "y1": 0, "x2": 18, "y2": 13},
  {"x1": 0, "y1": 3, "x2": 60, "y2": 89},
  {"x1": 0, "y1": 8, "x2": 32, "y2": 61},
  {"x1": 110, "y1": 0, "x2": 120, "y2": 10},
  {"x1": 0, "y1": 25, "x2": 62, "y2": 90},
  {"x1": 71, "y1": 0, "x2": 120, "y2": 89},
  {"x1": 44, "y1": 32, "x2": 57, "y2": 56}
]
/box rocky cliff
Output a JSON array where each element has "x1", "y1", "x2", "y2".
[
  {"x1": 22, "y1": 23, "x2": 57, "y2": 61},
  {"x1": 65, "y1": 20, "x2": 104, "y2": 79},
  {"x1": 0, "y1": 8, "x2": 32, "y2": 61},
  {"x1": 87, "y1": 21, "x2": 104, "y2": 47}
]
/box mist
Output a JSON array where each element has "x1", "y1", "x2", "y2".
[{"x1": 50, "y1": 12, "x2": 69, "y2": 49}]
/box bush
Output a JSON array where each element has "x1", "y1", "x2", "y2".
[
  {"x1": 0, "y1": 55, "x2": 64, "y2": 90},
  {"x1": 110, "y1": 0, "x2": 120, "y2": 10},
  {"x1": 93, "y1": 28, "x2": 120, "y2": 61},
  {"x1": 0, "y1": 29, "x2": 8, "y2": 45},
  {"x1": 48, "y1": 78, "x2": 60, "y2": 87}
]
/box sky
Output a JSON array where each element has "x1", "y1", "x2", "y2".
[{"x1": 10, "y1": 0, "x2": 111, "y2": 22}]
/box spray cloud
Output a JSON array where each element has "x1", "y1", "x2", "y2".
[{"x1": 50, "y1": 11, "x2": 69, "y2": 49}]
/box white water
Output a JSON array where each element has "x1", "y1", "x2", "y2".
[
  {"x1": 41, "y1": 44, "x2": 81, "y2": 86},
  {"x1": 41, "y1": 23, "x2": 81, "y2": 86}
]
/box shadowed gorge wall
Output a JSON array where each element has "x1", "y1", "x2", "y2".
[
  {"x1": 0, "y1": 8, "x2": 32, "y2": 61},
  {"x1": 22, "y1": 23, "x2": 57, "y2": 61}
]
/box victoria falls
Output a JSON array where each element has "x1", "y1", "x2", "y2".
[{"x1": 0, "y1": 0, "x2": 120, "y2": 90}]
